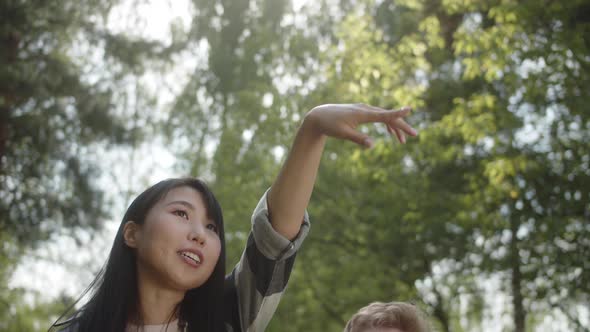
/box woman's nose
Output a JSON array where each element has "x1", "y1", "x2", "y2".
[{"x1": 188, "y1": 224, "x2": 206, "y2": 246}]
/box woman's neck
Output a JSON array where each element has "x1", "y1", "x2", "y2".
[{"x1": 134, "y1": 265, "x2": 185, "y2": 325}]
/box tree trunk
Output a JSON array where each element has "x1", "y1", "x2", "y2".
[
  {"x1": 432, "y1": 286, "x2": 451, "y2": 332},
  {"x1": 510, "y1": 217, "x2": 526, "y2": 332}
]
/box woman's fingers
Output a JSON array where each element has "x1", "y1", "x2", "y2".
[
  {"x1": 342, "y1": 125, "x2": 374, "y2": 148},
  {"x1": 398, "y1": 128, "x2": 407, "y2": 144},
  {"x1": 388, "y1": 125, "x2": 406, "y2": 144},
  {"x1": 392, "y1": 117, "x2": 417, "y2": 137},
  {"x1": 387, "y1": 124, "x2": 406, "y2": 143},
  {"x1": 354, "y1": 104, "x2": 417, "y2": 144},
  {"x1": 367, "y1": 105, "x2": 417, "y2": 136},
  {"x1": 322, "y1": 103, "x2": 416, "y2": 147},
  {"x1": 356, "y1": 104, "x2": 413, "y2": 125}
]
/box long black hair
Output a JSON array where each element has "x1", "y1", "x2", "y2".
[{"x1": 51, "y1": 178, "x2": 226, "y2": 332}]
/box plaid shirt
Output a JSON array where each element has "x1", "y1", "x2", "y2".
[{"x1": 223, "y1": 190, "x2": 310, "y2": 331}]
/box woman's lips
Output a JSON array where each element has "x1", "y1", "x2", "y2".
[{"x1": 178, "y1": 250, "x2": 203, "y2": 268}]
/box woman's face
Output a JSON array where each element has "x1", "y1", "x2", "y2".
[{"x1": 130, "y1": 186, "x2": 222, "y2": 291}]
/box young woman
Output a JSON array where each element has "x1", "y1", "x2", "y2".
[{"x1": 51, "y1": 104, "x2": 417, "y2": 332}]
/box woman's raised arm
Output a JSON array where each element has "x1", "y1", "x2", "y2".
[{"x1": 267, "y1": 104, "x2": 417, "y2": 239}]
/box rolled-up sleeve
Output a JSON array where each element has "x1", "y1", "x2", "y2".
[
  {"x1": 224, "y1": 189, "x2": 310, "y2": 332},
  {"x1": 251, "y1": 189, "x2": 310, "y2": 261}
]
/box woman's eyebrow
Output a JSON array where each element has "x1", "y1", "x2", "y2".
[{"x1": 165, "y1": 200, "x2": 196, "y2": 210}]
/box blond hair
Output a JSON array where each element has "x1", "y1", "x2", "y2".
[{"x1": 344, "y1": 302, "x2": 431, "y2": 332}]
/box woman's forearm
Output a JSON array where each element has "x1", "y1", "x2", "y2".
[{"x1": 267, "y1": 113, "x2": 326, "y2": 240}]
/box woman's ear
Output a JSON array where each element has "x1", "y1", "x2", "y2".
[{"x1": 123, "y1": 221, "x2": 141, "y2": 248}]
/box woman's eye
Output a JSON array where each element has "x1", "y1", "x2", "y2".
[
  {"x1": 173, "y1": 210, "x2": 189, "y2": 219},
  {"x1": 206, "y1": 223, "x2": 219, "y2": 234}
]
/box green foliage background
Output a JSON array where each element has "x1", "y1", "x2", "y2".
[{"x1": 1, "y1": 0, "x2": 588, "y2": 331}]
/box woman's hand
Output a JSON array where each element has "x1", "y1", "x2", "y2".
[
  {"x1": 268, "y1": 103, "x2": 417, "y2": 240},
  {"x1": 304, "y1": 103, "x2": 417, "y2": 147}
]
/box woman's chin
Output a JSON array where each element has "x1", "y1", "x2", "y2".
[{"x1": 177, "y1": 275, "x2": 209, "y2": 291}]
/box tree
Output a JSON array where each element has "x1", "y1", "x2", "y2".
[
  {"x1": 1, "y1": 0, "x2": 179, "y2": 327},
  {"x1": 156, "y1": 0, "x2": 589, "y2": 330},
  {"x1": 290, "y1": 0, "x2": 590, "y2": 331},
  {"x1": 167, "y1": 0, "x2": 329, "y2": 265},
  {"x1": 0, "y1": 0, "x2": 181, "y2": 247}
]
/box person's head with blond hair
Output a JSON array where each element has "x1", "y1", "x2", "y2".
[{"x1": 344, "y1": 301, "x2": 431, "y2": 332}]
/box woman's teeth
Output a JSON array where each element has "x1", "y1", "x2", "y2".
[{"x1": 180, "y1": 251, "x2": 201, "y2": 263}]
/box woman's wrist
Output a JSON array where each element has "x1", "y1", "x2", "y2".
[{"x1": 301, "y1": 108, "x2": 327, "y2": 138}]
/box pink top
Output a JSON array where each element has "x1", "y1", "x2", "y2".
[{"x1": 125, "y1": 320, "x2": 181, "y2": 332}]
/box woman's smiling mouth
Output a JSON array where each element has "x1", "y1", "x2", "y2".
[{"x1": 179, "y1": 250, "x2": 203, "y2": 267}]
